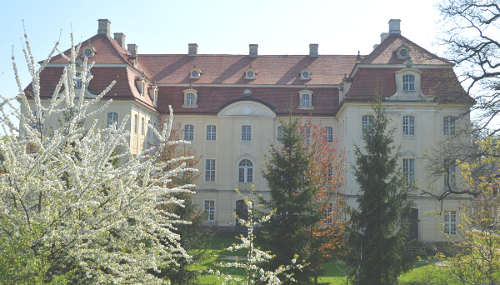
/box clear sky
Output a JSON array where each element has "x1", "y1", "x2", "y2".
[{"x1": 0, "y1": 0, "x2": 443, "y2": 107}]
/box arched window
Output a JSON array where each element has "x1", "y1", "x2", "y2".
[
  {"x1": 403, "y1": 74, "x2": 415, "y2": 91},
  {"x1": 184, "y1": 124, "x2": 194, "y2": 141},
  {"x1": 141, "y1": 118, "x2": 145, "y2": 135},
  {"x1": 147, "y1": 120, "x2": 151, "y2": 138},
  {"x1": 106, "y1": 112, "x2": 118, "y2": 128},
  {"x1": 134, "y1": 114, "x2": 138, "y2": 133},
  {"x1": 239, "y1": 159, "x2": 253, "y2": 183}
]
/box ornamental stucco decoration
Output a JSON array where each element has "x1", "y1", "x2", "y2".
[{"x1": 229, "y1": 106, "x2": 265, "y2": 116}]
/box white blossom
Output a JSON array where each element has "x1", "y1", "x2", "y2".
[{"x1": 0, "y1": 32, "x2": 194, "y2": 284}]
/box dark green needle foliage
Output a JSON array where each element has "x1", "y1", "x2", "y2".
[{"x1": 347, "y1": 102, "x2": 416, "y2": 285}]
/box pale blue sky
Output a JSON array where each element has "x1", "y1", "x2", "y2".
[{"x1": 0, "y1": 0, "x2": 442, "y2": 106}]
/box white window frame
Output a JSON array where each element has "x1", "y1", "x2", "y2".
[
  {"x1": 403, "y1": 158, "x2": 415, "y2": 186},
  {"x1": 106, "y1": 112, "x2": 118, "y2": 128},
  {"x1": 241, "y1": 125, "x2": 252, "y2": 141},
  {"x1": 325, "y1": 126, "x2": 334, "y2": 142},
  {"x1": 204, "y1": 200, "x2": 215, "y2": 221},
  {"x1": 444, "y1": 116, "x2": 456, "y2": 136},
  {"x1": 298, "y1": 90, "x2": 314, "y2": 109},
  {"x1": 402, "y1": 74, "x2": 415, "y2": 91},
  {"x1": 403, "y1": 115, "x2": 415, "y2": 136},
  {"x1": 238, "y1": 159, "x2": 253, "y2": 183},
  {"x1": 184, "y1": 124, "x2": 194, "y2": 141},
  {"x1": 444, "y1": 210, "x2": 457, "y2": 236},
  {"x1": 206, "y1": 125, "x2": 216, "y2": 141},
  {"x1": 325, "y1": 203, "x2": 334, "y2": 225},
  {"x1": 182, "y1": 88, "x2": 198, "y2": 108},
  {"x1": 444, "y1": 163, "x2": 456, "y2": 188},
  {"x1": 75, "y1": 72, "x2": 83, "y2": 89},
  {"x1": 362, "y1": 115, "x2": 373, "y2": 135},
  {"x1": 141, "y1": 118, "x2": 145, "y2": 136},
  {"x1": 205, "y1": 159, "x2": 216, "y2": 182},
  {"x1": 134, "y1": 114, "x2": 138, "y2": 133}
]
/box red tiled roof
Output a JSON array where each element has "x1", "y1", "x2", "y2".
[
  {"x1": 25, "y1": 67, "x2": 156, "y2": 109},
  {"x1": 345, "y1": 67, "x2": 469, "y2": 102},
  {"x1": 360, "y1": 35, "x2": 451, "y2": 65},
  {"x1": 158, "y1": 86, "x2": 339, "y2": 116},
  {"x1": 49, "y1": 34, "x2": 134, "y2": 66},
  {"x1": 139, "y1": 54, "x2": 358, "y2": 85}
]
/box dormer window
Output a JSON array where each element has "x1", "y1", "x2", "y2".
[
  {"x1": 75, "y1": 73, "x2": 83, "y2": 89},
  {"x1": 152, "y1": 85, "x2": 158, "y2": 106},
  {"x1": 403, "y1": 74, "x2": 415, "y2": 91},
  {"x1": 298, "y1": 90, "x2": 314, "y2": 109},
  {"x1": 136, "y1": 76, "x2": 147, "y2": 97},
  {"x1": 189, "y1": 66, "x2": 201, "y2": 79},
  {"x1": 81, "y1": 45, "x2": 96, "y2": 58},
  {"x1": 244, "y1": 65, "x2": 256, "y2": 80},
  {"x1": 182, "y1": 88, "x2": 198, "y2": 108},
  {"x1": 300, "y1": 67, "x2": 312, "y2": 80}
]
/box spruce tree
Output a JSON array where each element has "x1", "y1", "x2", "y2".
[
  {"x1": 347, "y1": 102, "x2": 415, "y2": 285},
  {"x1": 259, "y1": 117, "x2": 322, "y2": 285}
]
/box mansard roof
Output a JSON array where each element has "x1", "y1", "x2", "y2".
[{"x1": 139, "y1": 54, "x2": 358, "y2": 85}]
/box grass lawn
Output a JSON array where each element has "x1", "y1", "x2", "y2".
[{"x1": 193, "y1": 237, "x2": 453, "y2": 285}]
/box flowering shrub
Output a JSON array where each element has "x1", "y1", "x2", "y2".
[{"x1": 0, "y1": 32, "x2": 193, "y2": 284}]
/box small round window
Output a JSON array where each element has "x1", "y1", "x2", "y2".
[
  {"x1": 84, "y1": 49, "x2": 92, "y2": 57},
  {"x1": 191, "y1": 70, "x2": 199, "y2": 77},
  {"x1": 247, "y1": 71, "x2": 254, "y2": 78},
  {"x1": 302, "y1": 71, "x2": 309, "y2": 78},
  {"x1": 400, "y1": 49, "x2": 408, "y2": 57}
]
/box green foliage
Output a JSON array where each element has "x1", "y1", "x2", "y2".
[
  {"x1": 347, "y1": 102, "x2": 416, "y2": 284},
  {"x1": 259, "y1": 117, "x2": 322, "y2": 284}
]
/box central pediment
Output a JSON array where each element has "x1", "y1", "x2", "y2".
[{"x1": 218, "y1": 101, "x2": 276, "y2": 118}]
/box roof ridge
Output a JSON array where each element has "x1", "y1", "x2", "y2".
[{"x1": 138, "y1": 53, "x2": 359, "y2": 57}]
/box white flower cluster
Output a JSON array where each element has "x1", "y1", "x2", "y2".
[
  {"x1": 0, "y1": 32, "x2": 194, "y2": 284},
  {"x1": 211, "y1": 192, "x2": 301, "y2": 284}
]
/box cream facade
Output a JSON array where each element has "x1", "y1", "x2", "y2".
[{"x1": 25, "y1": 18, "x2": 472, "y2": 243}]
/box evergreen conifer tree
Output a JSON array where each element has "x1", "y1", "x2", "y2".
[
  {"x1": 259, "y1": 117, "x2": 322, "y2": 285},
  {"x1": 347, "y1": 102, "x2": 416, "y2": 285}
]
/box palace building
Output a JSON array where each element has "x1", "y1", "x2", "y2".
[{"x1": 25, "y1": 19, "x2": 472, "y2": 243}]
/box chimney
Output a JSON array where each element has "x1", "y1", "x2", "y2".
[
  {"x1": 127, "y1": 44, "x2": 138, "y2": 58},
  {"x1": 309, "y1": 44, "x2": 318, "y2": 58},
  {"x1": 114, "y1": 33, "x2": 126, "y2": 49},
  {"x1": 380, "y1": 32, "x2": 389, "y2": 43},
  {"x1": 249, "y1": 44, "x2": 258, "y2": 58},
  {"x1": 188, "y1": 43, "x2": 198, "y2": 57},
  {"x1": 97, "y1": 19, "x2": 111, "y2": 37},
  {"x1": 388, "y1": 19, "x2": 401, "y2": 35}
]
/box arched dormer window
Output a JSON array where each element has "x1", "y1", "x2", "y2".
[
  {"x1": 300, "y1": 67, "x2": 312, "y2": 80},
  {"x1": 244, "y1": 65, "x2": 256, "y2": 80},
  {"x1": 189, "y1": 65, "x2": 201, "y2": 79},
  {"x1": 183, "y1": 88, "x2": 198, "y2": 108},
  {"x1": 238, "y1": 159, "x2": 253, "y2": 183},
  {"x1": 298, "y1": 90, "x2": 314, "y2": 109}
]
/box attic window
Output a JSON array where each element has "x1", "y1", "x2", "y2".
[
  {"x1": 396, "y1": 44, "x2": 411, "y2": 59},
  {"x1": 189, "y1": 66, "x2": 202, "y2": 79},
  {"x1": 244, "y1": 65, "x2": 256, "y2": 80},
  {"x1": 81, "y1": 45, "x2": 96, "y2": 58},
  {"x1": 298, "y1": 90, "x2": 314, "y2": 109},
  {"x1": 152, "y1": 85, "x2": 158, "y2": 106},
  {"x1": 300, "y1": 67, "x2": 312, "y2": 80}
]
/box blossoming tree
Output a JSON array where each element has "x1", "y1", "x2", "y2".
[{"x1": 0, "y1": 32, "x2": 193, "y2": 284}]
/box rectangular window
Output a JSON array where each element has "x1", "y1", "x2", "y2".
[
  {"x1": 277, "y1": 125, "x2": 284, "y2": 140},
  {"x1": 444, "y1": 211, "x2": 457, "y2": 236},
  {"x1": 362, "y1": 115, "x2": 372, "y2": 134},
  {"x1": 107, "y1": 112, "x2": 118, "y2": 128},
  {"x1": 403, "y1": 74, "x2": 415, "y2": 91},
  {"x1": 153, "y1": 122, "x2": 157, "y2": 140},
  {"x1": 403, "y1": 158, "x2": 415, "y2": 186},
  {"x1": 184, "y1": 124, "x2": 194, "y2": 141},
  {"x1": 75, "y1": 72, "x2": 82, "y2": 89},
  {"x1": 147, "y1": 120, "x2": 151, "y2": 138},
  {"x1": 141, "y1": 118, "x2": 145, "y2": 135},
  {"x1": 186, "y1": 93, "x2": 195, "y2": 105},
  {"x1": 205, "y1": 159, "x2": 215, "y2": 182},
  {"x1": 206, "y1": 125, "x2": 216, "y2": 141},
  {"x1": 403, "y1": 116, "x2": 415, "y2": 135},
  {"x1": 444, "y1": 163, "x2": 456, "y2": 187},
  {"x1": 204, "y1": 200, "x2": 215, "y2": 221},
  {"x1": 444, "y1": 116, "x2": 456, "y2": 136},
  {"x1": 325, "y1": 126, "x2": 334, "y2": 142},
  {"x1": 242, "y1": 125, "x2": 252, "y2": 141},
  {"x1": 325, "y1": 203, "x2": 334, "y2": 225},
  {"x1": 134, "y1": 115, "x2": 138, "y2": 133},
  {"x1": 301, "y1": 94, "x2": 310, "y2": 107}
]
